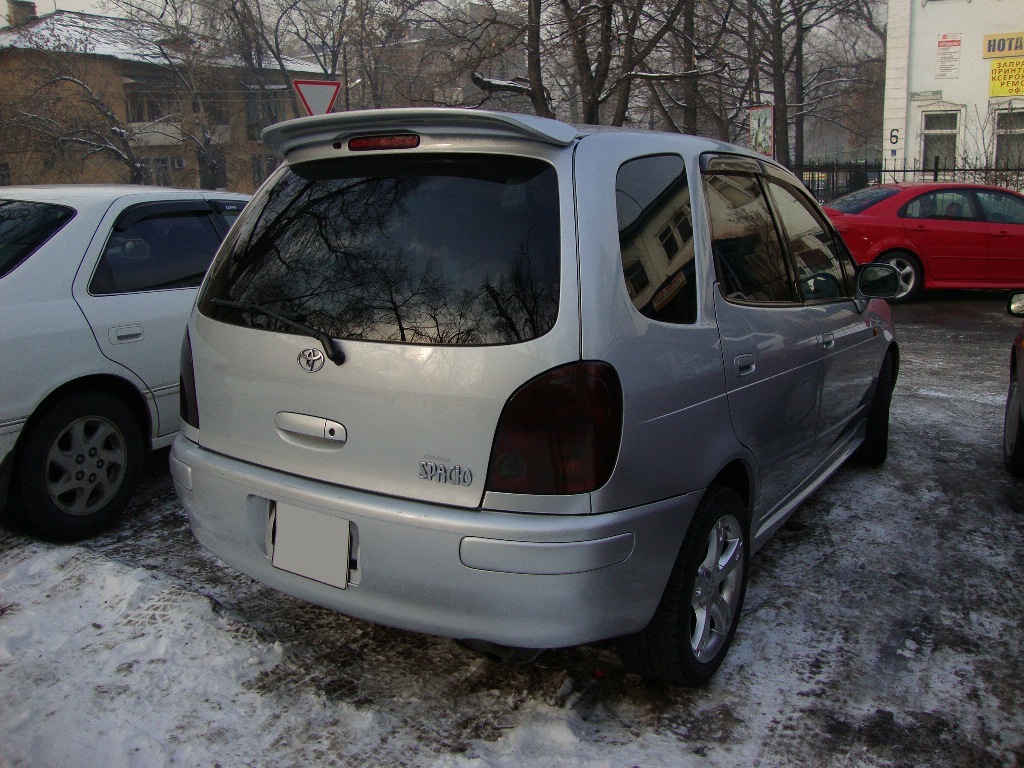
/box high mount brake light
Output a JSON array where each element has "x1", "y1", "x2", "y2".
[
  {"x1": 485, "y1": 361, "x2": 623, "y2": 496},
  {"x1": 347, "y1": 134, "x2": 420, "y2": 152}
]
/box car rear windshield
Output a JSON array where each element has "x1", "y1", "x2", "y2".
[
  {"x1": 0, "y1": 199, "x2": 76, "y2": 279},
  {"x1": 200, "y1": 154, "x2": 560, "y2": 346},
  {"x1": 825, "y1": 186, "x2": 900, "y2": 214}
]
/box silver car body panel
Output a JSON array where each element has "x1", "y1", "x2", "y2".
[
  {"x1": 176, "y1": 110, "x2": 897, "y2": 647},
  {"x1": 173, "y1": 434, "x2": 697, "y2": 647},
  {"x1": 188, "y1": 141, "x2": 580, "y2": 511}
]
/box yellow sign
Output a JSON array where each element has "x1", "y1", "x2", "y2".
[
  {"x1": 983, "y1": 32, "x2": 1024, "y2": 59},
  {"x1": 991, "y1": 58, "x2": 1024, "y2": 96}
]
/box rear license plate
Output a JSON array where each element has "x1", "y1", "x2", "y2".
[{"x1": 271, "y1": 502, "x2": 350, "y2": 589}]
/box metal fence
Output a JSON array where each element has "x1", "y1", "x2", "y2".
[{"x1": 791, "y1": 160, "x2": 1024, "y2": 203}]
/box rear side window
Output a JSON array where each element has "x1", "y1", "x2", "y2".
[
  {"x1": 902, "y1": 189, "x2": 978, "y2": 221},
  {"x1": 977, "y1": 190, "x2": 1024, "y2": 224},
  {"x1": 703, "y1": 172, "x2": 795, "y2": 303},
  {"x1": 201, "y1": 154, "x2": 560, "y2": 345},
  {"x1": 616, "y1": 155, "x2": 697, "y2": 324},
  {"x1": 90, "y1": 210, "x2": 223, "y2": 294},
  {"x1": 0, "y1": 199, "x2": 75, "y2": 279}
]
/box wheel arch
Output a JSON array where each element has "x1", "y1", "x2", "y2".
[
  {"x1": 16, "y1": 374, "x2": 153, "y2": 459},
  {"x1": 706, "y1": 459, "x2": 754, "y2": 513},
  {"x1": 887, "y1": 341, "x2": 901, "y2": 385}
]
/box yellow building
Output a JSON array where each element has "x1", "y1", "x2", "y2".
[{"x1": 0, "y1": 0, "x2": 323, "y2": 191}]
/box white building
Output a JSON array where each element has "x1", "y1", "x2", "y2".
[{"x1": 883, "y1": 0, "x2": 1024, "y2": 170}]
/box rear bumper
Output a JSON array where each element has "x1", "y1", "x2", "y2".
[{"x1": 171, "y1": 436, "x2": 699, "y2": 648}]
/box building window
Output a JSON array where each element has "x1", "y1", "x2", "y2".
[
  {"x1": 153, "y1": 157, "x2": 171, "y2": 186},
  {"x1": 200, "y1": 95, "x2": 230, "y2": 126},
  {"x1": 245, "y1": 88, "x2": 284, "y2": 141},
  {"x1": 250, "y1": 154, "x2": 280, "y2": 188},
  {"x1": 996, "y1": 111, "x2": 1024, "y2": 168},
  {"x1": 125, "y1": 82, "x2": 174, "y2": 123},
  {"x1": 921, "y1": 112, "x2": 958, "y2": 169}
]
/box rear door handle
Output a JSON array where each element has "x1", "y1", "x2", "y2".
[
  {"x1": 822, "y1": 333, "x2": 835, "y2": 349},
  {"x1": 734, "y1": 354, "x2": 756, "y2": 377},
  {"x1": 108, "y1": 325, "x2": 143, "y2": 344}
]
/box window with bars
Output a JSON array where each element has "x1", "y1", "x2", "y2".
[
  {"x1": 996, "y1": 111, "x2": 1024, "y2": 168},
  {"x1": 921, "y1": 112, "x2": 958, "y2": 169}
]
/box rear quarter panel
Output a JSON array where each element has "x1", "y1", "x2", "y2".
[{"x1": 573, "y1": 133, "x2": 745, "y2": 513}]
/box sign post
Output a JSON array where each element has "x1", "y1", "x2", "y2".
[
  {"x1": 292, "y1": 80, "x2": 342, "y2": 116},
  {"x1": 749, "y1": 105, "x2": 774, "y2": 158}
]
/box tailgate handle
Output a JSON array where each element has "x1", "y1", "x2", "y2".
[{"x1": 275, "y1": 412, "x2": 347, "y2": 443}]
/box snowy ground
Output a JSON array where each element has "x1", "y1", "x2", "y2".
[{"x1": 1, "y1": 293, "x2": 1022, "y2": 768}]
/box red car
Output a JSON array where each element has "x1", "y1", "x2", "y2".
[{"x1": 823, "y1": 182, "x2": 1024, "y2": 301}]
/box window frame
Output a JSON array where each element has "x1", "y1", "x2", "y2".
[
  {"x1": 88, "y1": 201, "x2": 234, "y2": 296},
  {"x1": 700, "y1": 153, "x2": 858, "y2": 308},
  {"x1": 920, "y1": 111, "x2": 960, "y2": 170},
  {"x1": 763, "y1": 175, "x2": 854, "y2": 303},
  {"x1": 995, "y1": 110, "x2": 1024, "y2": 169},
  {"x1": 615, "y1": 153, "x2": 699, "y2": 325}
]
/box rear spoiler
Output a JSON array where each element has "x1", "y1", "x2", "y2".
[{"x1": 262, "y1": 108, "x2": 579, "y2": 158}]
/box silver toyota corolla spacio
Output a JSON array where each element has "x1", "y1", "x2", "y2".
[{"x1": 171, "y1": 108, "x2": 900, "y2": 685}]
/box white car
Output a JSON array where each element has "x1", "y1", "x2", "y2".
[{"x1": 0, "y1": 185, "x2": 248, "y2": 540}]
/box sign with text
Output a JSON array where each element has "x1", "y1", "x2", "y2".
[
  {"x1": 991, "y1": 58, "x2": 1024, "y2": 97},
  {"x1": 293, "y1": 80, "x2": 342, "y2": 116},
  {"x1": 983, "y1": 32, "x2": 1024, "y2": 59},
  {"x1": 936, "y1": 34, "x2": 961, "y2": 79}
]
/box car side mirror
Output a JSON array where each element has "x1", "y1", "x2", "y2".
[
  {"x1": 1009, "y1": 291, "x2": 1024, "y2": 318},
  {"x1": 856, "y1": 263, "x2": 900, "y2": 299}
]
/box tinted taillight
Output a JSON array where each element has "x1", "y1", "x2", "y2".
[
  {"x1": 485, "y1": 362, "x2": 623, "y2": 495},
  {"x1": 179, "y1": 329, "x2": 200, "y2": 429}
]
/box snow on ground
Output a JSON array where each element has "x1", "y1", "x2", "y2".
[{"x1": 1, "y1": 295, "x2": 1022, "y2": 767}]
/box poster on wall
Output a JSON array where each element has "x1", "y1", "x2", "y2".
[
  {"x1": 749, "y1": 106, "x2": 774, "y2": 157},
  {"x1": 936, "y1": 33, "x2": 962, "y2": 79},
  {"x1": 990, "y1": 59, "x2": 1024, "y2": 97}
]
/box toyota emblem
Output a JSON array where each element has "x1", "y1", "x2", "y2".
[{"x1": 298, "y1": 348, "x2": 325, "y2": 372}]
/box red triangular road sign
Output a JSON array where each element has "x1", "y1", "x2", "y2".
[{"x1": 293, "y1": 80, "x2": 342, "y2": 116}]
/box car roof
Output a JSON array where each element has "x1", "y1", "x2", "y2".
[
  {"x1": 872, "y1": 182, "x2": 1019, "y2": 193},
  {"x1": 0, "y1": 185, "x2": 248, "y2": 205}
]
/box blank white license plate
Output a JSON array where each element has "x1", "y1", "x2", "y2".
[{"x1": 271, "y1": 502, "x2": 350, "y2": 589}]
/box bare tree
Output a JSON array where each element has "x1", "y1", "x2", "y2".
[{"x1": 2, "y1": 27, "x2": 152, "y2": 183}]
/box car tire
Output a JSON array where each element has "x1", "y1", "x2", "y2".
[
  {"x1": 853, "y1": 353, "x2": 895, "y2": 466},
  {"x1": 1003, "y1": 379, "x2": 1024, "y2": 477},
  {"x1": 621, "y1": 486, "x2": 749, "y2": 686},
  {"x1": 876, "y1": 251, "x2": 922, "y2": 302},
  {"x1": 16, "y1": 391, "x2": 143, "y2": 541}
]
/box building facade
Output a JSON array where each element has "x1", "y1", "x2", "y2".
[
  {"x1": 883, "y1": 0, "x2": 1024, "y2": 171},
  {"x1": 0, "y1": 1, "x2": 321, "y2": 191}
]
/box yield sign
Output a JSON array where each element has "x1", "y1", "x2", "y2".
[{"x1": 293, "y1": 79, "x2": 342, "y2": 116}]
